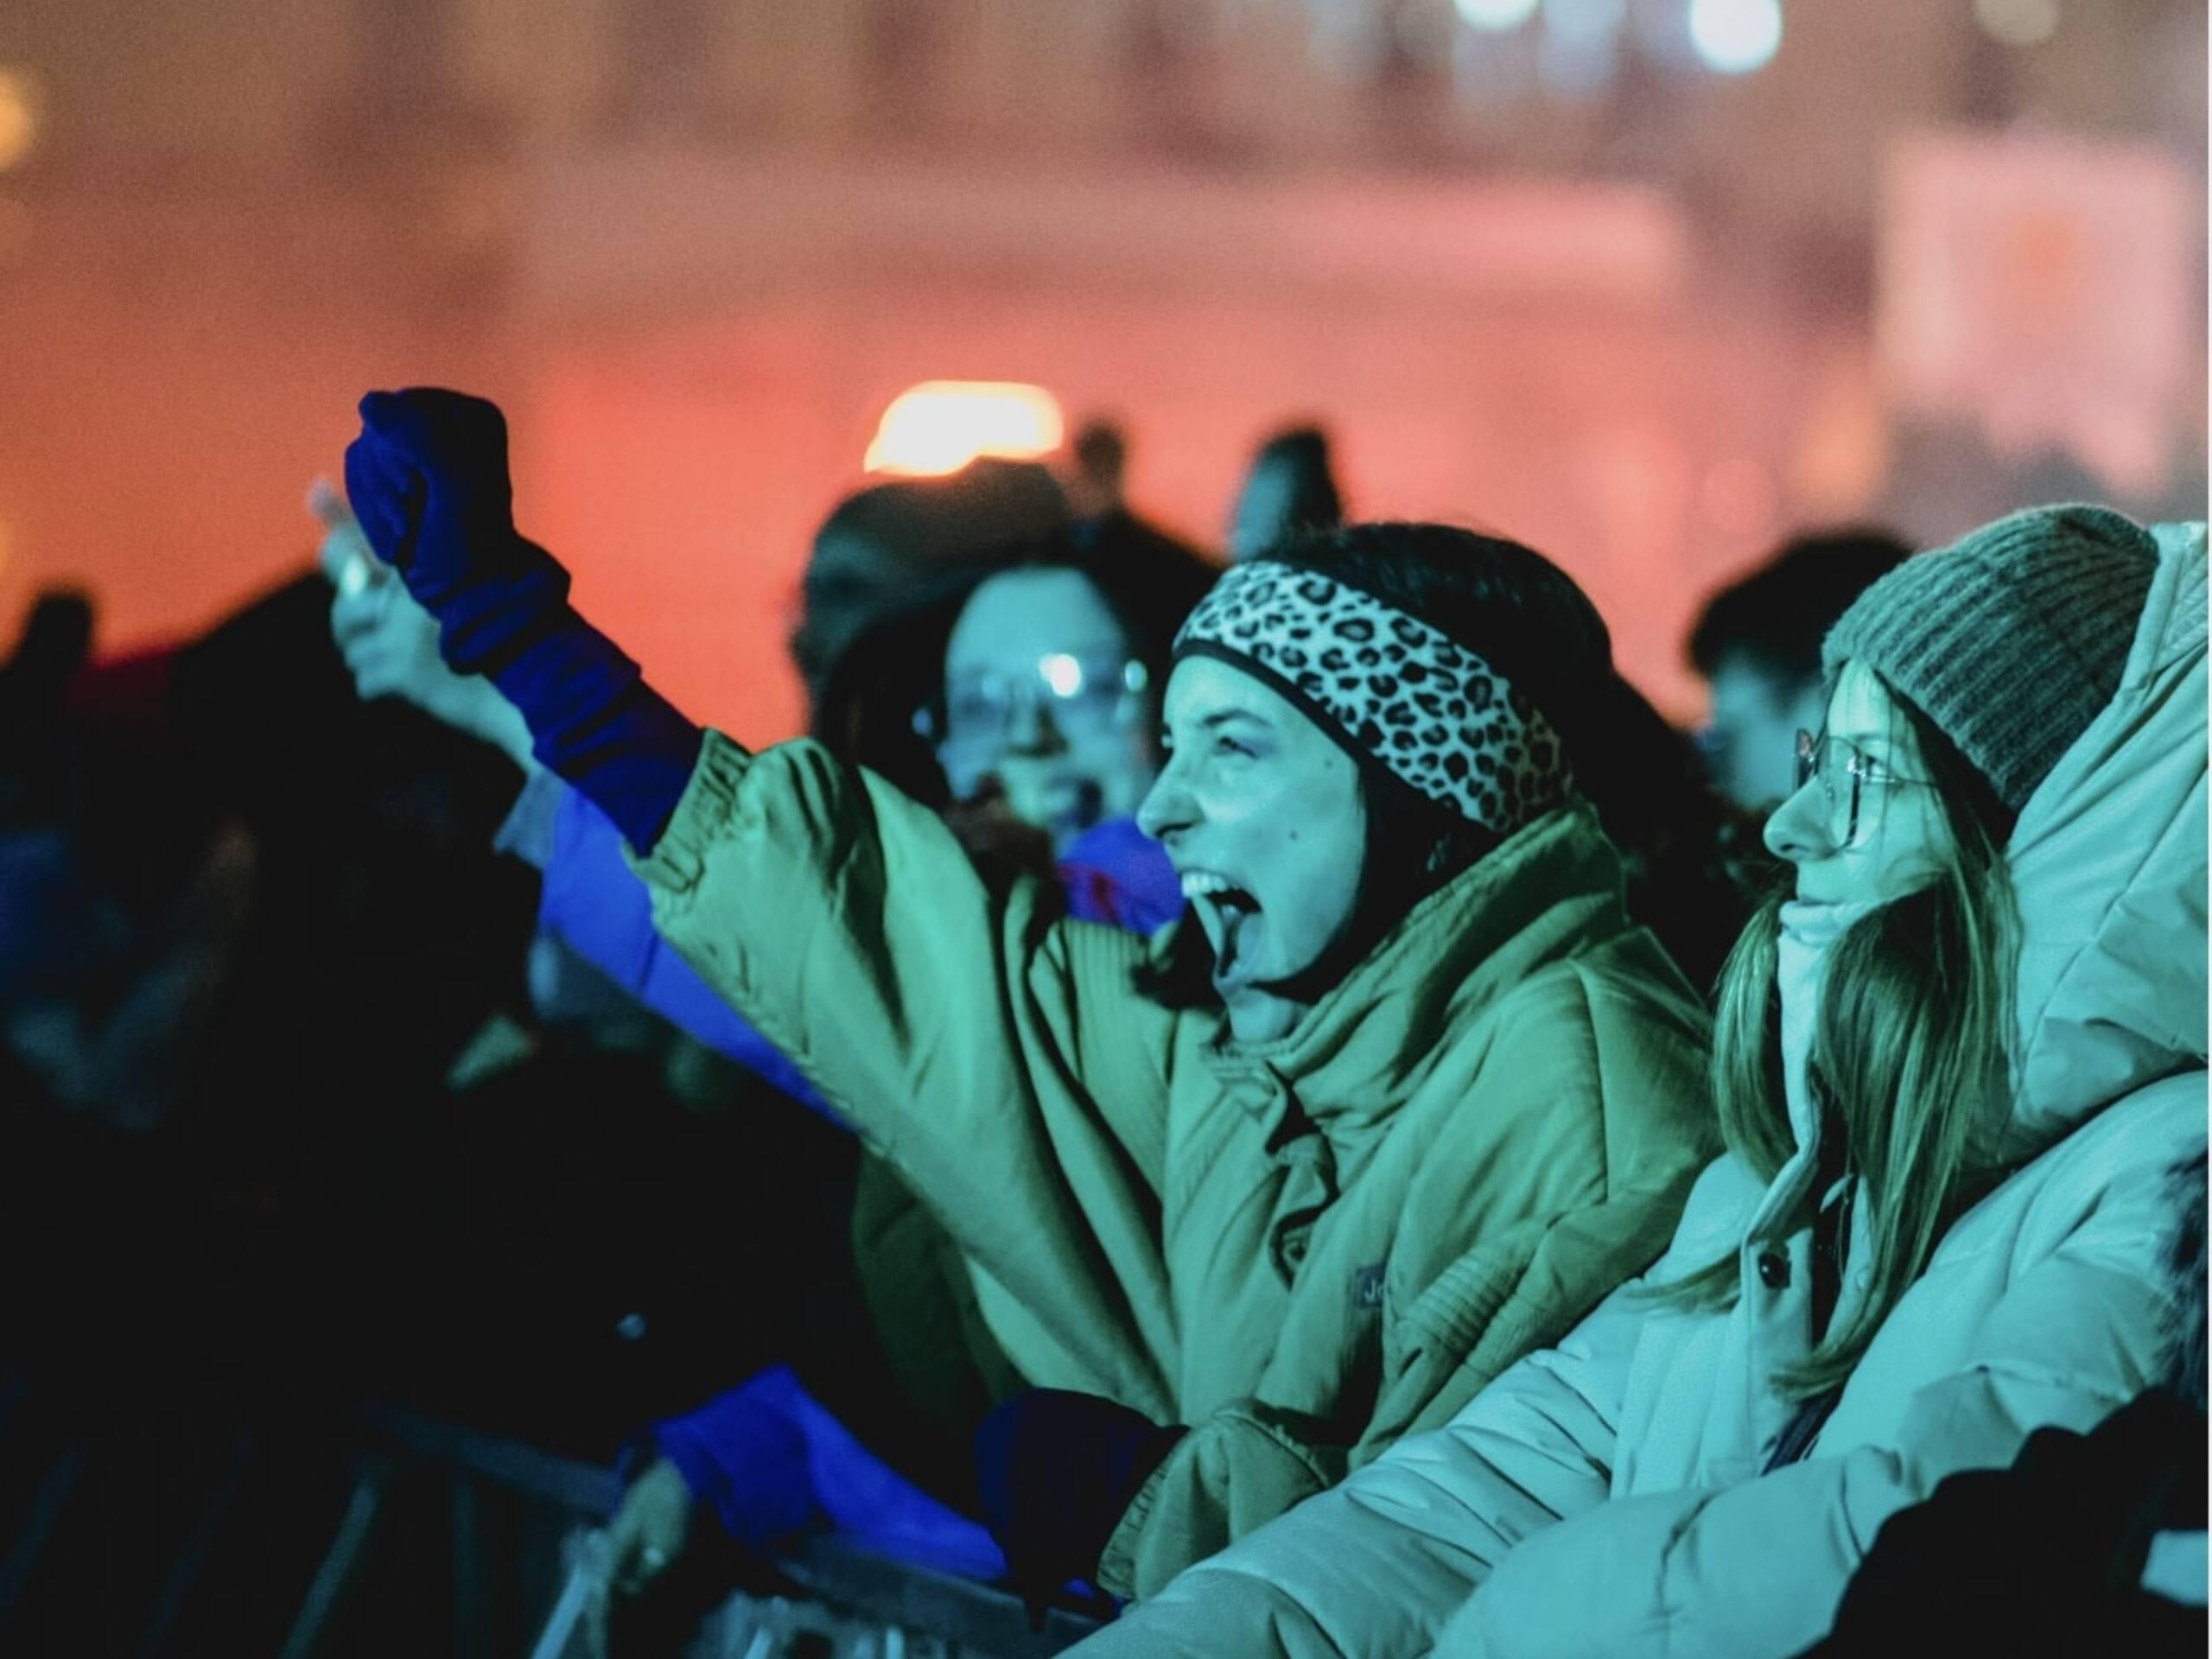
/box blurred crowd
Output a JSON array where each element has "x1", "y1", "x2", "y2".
[{"x1": 0, "y1": 391, "x2": 2202, "y2": 1658}]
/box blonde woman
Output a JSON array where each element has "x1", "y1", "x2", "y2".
[{"x1": 1074, "y1": 505, "x2": 2209, "y2": 1657}]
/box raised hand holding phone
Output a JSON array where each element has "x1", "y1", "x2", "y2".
[
  {"x1": 338, "y1": 390, "x2": 702, "y2": 849},
  {"x1": 309, "y1": 472, "x2": 536, "y2": 768},
  {"x1": 308, "y1": 475, "x2": 382, "y2": 599}
]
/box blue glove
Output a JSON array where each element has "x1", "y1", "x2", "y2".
[
  {"x1": 647, "y1": 1368, "x2": 822, "y2": 1553},
  {"x1": 972, "y1": 1389, "x2": 1186, "y2": 1607},
  {"x1": 344, "y1": 389, "x2": 701, "y2": 849}
]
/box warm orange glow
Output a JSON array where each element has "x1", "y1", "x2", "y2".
[
  {"x1": 0, "y1": 70, "x2": 39, "y2": 175},
  {"x1": 863, "y1": 381, "x2": 1066, "y2": 476}
]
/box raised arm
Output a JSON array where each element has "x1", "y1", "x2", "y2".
[
  {"x1": 315, "y1": 476, "x2": 538, "y2": 775},
  {"x1": 317, "y1": 491, "x2": 831, "y2": 1109},
  {"x1": 524, "y1": 777, "x2": 831, "y2": 1111},
  {"x1": 340, "y1": 388, "x2": 1182, "y2": 1414},
  {"x1": 343, "y1": 389, "x2": 701, "y2": 850}
]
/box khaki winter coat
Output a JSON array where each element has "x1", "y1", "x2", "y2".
[
  {"x1": 632, "y1": 742, "x2": 1714, "y2": 1596},
  {"x1": 1072, "y1": 520, "x2": 2209, "y2": 1655}
]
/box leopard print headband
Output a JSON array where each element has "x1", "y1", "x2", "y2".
[{"x1": 1174, "y1": 560, "x2": 1573, "y2": 837}]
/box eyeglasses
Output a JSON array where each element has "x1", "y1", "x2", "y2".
[
  {"x1": 915, "y1": 654, "x2": 1152, "y2": 754},
  {"x1": 1793, "y1": 730, "x2": 1933, "y2": 849}
]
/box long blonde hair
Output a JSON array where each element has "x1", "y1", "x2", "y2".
[{"x1": 1659, "y1": 690, "x2": 2021, "y2": 1399}]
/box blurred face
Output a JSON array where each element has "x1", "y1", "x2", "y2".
[
  {"x1": 1136, "y1": 657, "x2": 1366, "y2": 1042},
  {"x1": 1704, "y1": 652, "x2": 1824, "y2": 812},
  {"x1": 938, "y1": 569, "x2": 1161, "y2": 853},
  {"x1": 1764, "y1": 659, "x2": 1953, "y2": 906},
  {"x1": 1227, "y1": 458, "x2": 1299, "y2": 564}
]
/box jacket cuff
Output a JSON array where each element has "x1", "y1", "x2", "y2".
[
  {"x1": 626, "y1": 728, "x2": 752, "y2": 898},
  {"x1": 1096, "y1": 1447, "x2": 1171, "y2": 1599},
  {"x1": 1095, "y1": 1403, "x2": 1343, "y2": 1600}
]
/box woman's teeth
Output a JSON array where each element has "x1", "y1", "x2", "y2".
[{"x1": 1180, "y1": 871, "x2": 1256, "y2": 906}]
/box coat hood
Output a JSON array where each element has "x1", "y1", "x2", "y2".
[{"x1": 1994, "y1": 518, "x2": 2207, "y2": 1167}]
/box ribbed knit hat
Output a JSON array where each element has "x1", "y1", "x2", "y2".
[{"x1": 1821, "y1": 505, "x2": 2159, "y2": 812}]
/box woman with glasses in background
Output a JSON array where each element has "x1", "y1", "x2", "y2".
[
  {"x1": 914, "y1": 555, "x2": 1184, "y2": 932},
  {"x1": 1075, "y1": 505, "x2": 2209, "y2": 1659}
]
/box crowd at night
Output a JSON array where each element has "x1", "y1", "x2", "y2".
[{"x1": 0, "y1": 3, "x2": 2203, "y2": 1656}]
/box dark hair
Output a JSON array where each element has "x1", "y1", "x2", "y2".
[
  {"x1": 811, "y1": 578, "x2": 978, "y2": 806},
  {"x1": 1138, "y1": 520, "x2": 1744, "y2": 1001},
  {"x1": 791, "y1": 460, "x2": 1071, "y2": 698},
  {"x1": 1688, "y1": 529, "x2": 1914, "y2": 690},
  {"x1": 1061, "y1": 516, "x2": 1215, "y2": 689},
  {"x1": 1245, "y1": 425, "x2": 1344, "y2": 542}
]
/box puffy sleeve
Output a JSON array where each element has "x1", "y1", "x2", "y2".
[
  {"x1": 1434, "y1": 1079, "x2": 2201, "y2": 1659},
  {"x1": 531, "y1": 775, "x2": 835, "y2": 1113},
  {"x1": 630, "y1": 729, "x2": 1183, "y2": 1414}
]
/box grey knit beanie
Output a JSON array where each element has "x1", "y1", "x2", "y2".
[{"x1": 1821, "y1": 505, "x2": 2159, "y2": 812}]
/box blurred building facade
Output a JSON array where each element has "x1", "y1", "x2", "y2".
[{"x1": 0, "y1": 0, "x2": 2202, "y2": 728}]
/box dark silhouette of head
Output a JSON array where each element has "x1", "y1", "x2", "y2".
[
  {"x1": 1229, "y1": 425, "x2": 1344, "y2": 563},
  {"x1": 1688, "y1": 528, "x2": 1913, "y2": 810}
]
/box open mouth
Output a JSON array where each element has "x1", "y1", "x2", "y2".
[{"x1": 1181, "y1": 872, "x2": 1262, "y2": 981}]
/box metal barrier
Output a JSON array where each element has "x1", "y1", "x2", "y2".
[{"x1": 0, "y1": 1376, "x2": 1101, "y2": 1658}]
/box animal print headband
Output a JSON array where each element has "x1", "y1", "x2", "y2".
[{"x1": 1174, "y1": 560, "x2": 1573, "y2": 837}]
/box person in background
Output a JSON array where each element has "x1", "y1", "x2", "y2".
[
  {"x1": 1688, "y1": 529, "x2": 1913, "y2": 812},
  {"x1": 1539, "y1": 626, "x2": 1752, "y2": 995},
  {"x1": 1056, "y1": 416, "x2": 1222, "y2": 664},
  {"x1": 0, "y1": 589, "x2": 105, "y2": 1025},
  {"x1": 0, "y1": 607, "x2": 258, "y2": 1136},
  {"x1": 787, "y1": 460, "x2": 1069, "y2": 706},
  {"x1": 337, "y1": 385, "x2": 1719, "y2": 1611},
  {"x1": 1065, "y1": 417, "x2": 1129, "y2": 523},
  {"x1": 588, "y1": 546, "x2": 1191, "y2": 1642},
  {"x1": 0, "y1": 588, "x2": 93, "y2": 824},
  {"x1": 1227, "y1": 424, "x2": 1344, "y2": 564},
  {"x1": 0, "y1": 564, "x2": 550, "y2": 1477},
  {"x1": 1076, "y1": 506, "x2": 2206, "y2": 1659}
]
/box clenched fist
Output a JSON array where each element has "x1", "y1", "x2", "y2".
[{"x1": 342, "y1": 388, "x2": 569, "y2": 675}]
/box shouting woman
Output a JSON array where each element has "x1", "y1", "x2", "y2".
[{"x1": 338, "y1": 388, "x2": 1716, "y2": 1601}]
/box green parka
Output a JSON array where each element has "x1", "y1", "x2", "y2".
[{"x1": 631, "y1": 730, "x2": 1715, "y2": 1596}]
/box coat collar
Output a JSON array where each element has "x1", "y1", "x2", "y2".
[{"x1": 1200, "y1": 798, "x2": 1638, "y2": 1135}]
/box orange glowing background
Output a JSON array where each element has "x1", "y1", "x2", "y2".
[{"x1": 0, "y1": 1, "x2": 2200, "y2": 746}]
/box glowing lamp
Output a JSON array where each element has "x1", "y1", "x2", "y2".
[
  {"x1": 864, "y1": 381, "x2": 1066, "y2": 477},
  {"x1": 1688, "y1": 0, "x2": 1783, "y2": 74},
  {"x1": 0, "y1": 68, "x2": 40, "y2": 175},
  {"x1": 1455, "y1": 0, "x2": 1542, "y2": 29},
  {"x1": 1974, "y1": 0, "x2": 2061, "y2": 48}
]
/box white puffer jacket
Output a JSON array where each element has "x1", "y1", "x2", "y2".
[{"x1": 1072, "y1": 519, "x2": 2208, "y2": 1659}]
